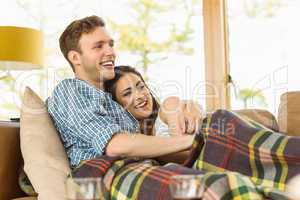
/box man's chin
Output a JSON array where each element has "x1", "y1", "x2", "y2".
[
  {"x1": 99, "y1": 67, "x2": 115, "y2": 79},
  {"x1": 108, "y1": 74, "x2": 115, "y2": 80},
  {"x1": 104, "y1": 72, "x2": 115, "y2": 81}
]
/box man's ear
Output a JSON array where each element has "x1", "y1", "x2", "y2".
[{"x1": 67, "y1": 50, "x2": 81, "y2": 66}]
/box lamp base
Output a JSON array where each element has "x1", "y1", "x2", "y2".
[{"x1": 10, "y1": 117, "x2": 20, "y2": 122}]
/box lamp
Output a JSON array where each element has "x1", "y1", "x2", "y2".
[
  {"x1": 0, "y1": 26, "x2": 43, "y2": 121},
  {"x1": 0, "y1": 26, "x2": 43, "y2": 77}
]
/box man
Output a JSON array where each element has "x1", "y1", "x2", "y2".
[{"x1": 47, "y1": 15, "x2": 198, "y2": 168}]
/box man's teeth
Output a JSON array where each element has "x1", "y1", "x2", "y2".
[{"x1": 101, "y1": 61, "x2": 114, "y2": 66}]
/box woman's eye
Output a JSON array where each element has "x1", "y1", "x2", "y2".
[
  {"x1": 123, "y1": 92, "x2": 131, "y2": 97},
  {"x1": 138, "y1": 84, "x2": 145, "y2": 90}
]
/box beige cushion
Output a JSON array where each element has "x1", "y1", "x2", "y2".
[
  {"x1": 234, "y1": 109, "x2": 279, "y2": 131},
  {"x1": 20, "y1": 87, "x2": 71, "y2": 200},
  {"x1": 278, "y1": 91, "x2": 300, "y2": 136},
  {"x1": 286, "y1": 174, "x2": 300, "y2": 200},
  {"x1": 13, "y1": 198, "x2": 38, "y2": 200}
]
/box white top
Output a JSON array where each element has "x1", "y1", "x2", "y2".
[
  {"x1": 154, "y1": 114, "x2": 170, "y2": 137},
  {"x1": 154, "y1": 103, "x2": 205, "y2": 137}
]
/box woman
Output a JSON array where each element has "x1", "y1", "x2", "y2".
[
  {"x1": 104, "y1": 65, "x2": 204, "y2": 163},
  {"x1": 105, "y1": 65, "x2": 204, "y2": 137}
]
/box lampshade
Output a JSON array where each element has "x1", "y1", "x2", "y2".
[{"x1": 0, "y1": 26, "x2": 43, "y2": 70}]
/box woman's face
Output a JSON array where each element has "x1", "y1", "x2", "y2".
[{"x1": 115, "y1": 73, "x2": 153, "y2": 120}]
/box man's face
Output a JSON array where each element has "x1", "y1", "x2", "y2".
[{"x1": 76, "y1": 26, "x2": 116, "y2": 85}]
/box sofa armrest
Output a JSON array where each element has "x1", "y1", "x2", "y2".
[
  {"x1": 0, "y1": 121, "x2": 27, "y2": 200},
  {"x1": 13, "y1": 198, "x2": 37, "y2": 200},
  {"x1": 278, "y1": 91, "x2": 300, "y2": 136},
  {"x1": 233, "y1": 109, "x2": 279, "y2": 131}
]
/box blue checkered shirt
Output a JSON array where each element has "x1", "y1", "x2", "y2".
[{"x1": 46, "y1": 78, "x2": 139, "y2": 168}]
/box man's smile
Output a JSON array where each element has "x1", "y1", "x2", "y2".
[{"x1": 100, "y1": 60, "x2": 114, "y2": 69}]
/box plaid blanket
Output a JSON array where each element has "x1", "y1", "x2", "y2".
[
  {"x1": 72, "y1": 156, "x2": 203, "y2": 199},
  {"x1": 72, "y1": 109, "x2": 299, "y2": 200},
  {"x1": 193, "y1": 110, "x2": 300, "y2": 189}
]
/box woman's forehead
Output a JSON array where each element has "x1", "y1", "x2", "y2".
[{"x1": 117, "y1": 73, "x2": 142, "y2": 88}]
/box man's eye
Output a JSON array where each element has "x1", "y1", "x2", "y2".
[
  {"x1": 95, "y1": 44, "x2": 103, "y2": 49},
  {"x1": 109, "y1": 41, "x2": 114, "y2": 47}
]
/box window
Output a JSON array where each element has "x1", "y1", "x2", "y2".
[
  {"x1": 227, "y1": 0, "x2": 299, "y2": 114},
  {"x1": 0, "y1": 0, "x2": 205, "y2": 120},
  {"x1": 101, "y1": 0, "x2": 205, "y2": 104}
]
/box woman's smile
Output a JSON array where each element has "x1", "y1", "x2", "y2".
[{"x1": 115, "y1": 73, "x2": 154, "y2": 120}]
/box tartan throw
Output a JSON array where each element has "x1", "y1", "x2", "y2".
[
  {"x1": 71, "y1": 109, "x2": 299, "y2": 200},
  {"x1": 72, "y1": 156, "x2": 203, "y2": 200},
  {"x1": 193, "y1": 110, "x2": 300, "y2": 190}
]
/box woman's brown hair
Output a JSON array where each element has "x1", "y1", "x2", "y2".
[{"x1": 104, "y1": 65, "x2": 160, "y2": 135}]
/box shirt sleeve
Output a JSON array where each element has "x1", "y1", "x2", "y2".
[
  {"x1": 70, "y1": 106, "x2": 122, "y2": 154},
  {"x1": 47, "y1": 80, "x2": 122, "y2": 155}
]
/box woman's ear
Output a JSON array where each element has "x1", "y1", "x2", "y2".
[{"x1": 67, "y1": 50, "x2": 81, "y2": 66}]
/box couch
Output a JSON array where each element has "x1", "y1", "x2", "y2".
[
  {"x1": 0, "y1": 88, "x2": 299, "y2": 200},
  {"x1": 0, "y1": 121, "x2": 29, "y2": 200}
]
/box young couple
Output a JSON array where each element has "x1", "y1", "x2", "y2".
[{"x1": 47, "y1": 15, "x2": 204, "y2": 169}]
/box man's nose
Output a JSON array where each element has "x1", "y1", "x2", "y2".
[{"x1": 104, "y1": 44, "x2": 115, "y2": 56}]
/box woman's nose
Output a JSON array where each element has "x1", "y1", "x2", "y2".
[{"x1": 135, "y1": 90, "x2": 145, "y2": 100}]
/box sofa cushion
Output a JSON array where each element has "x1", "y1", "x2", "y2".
[
  {"x1": 20, "y1": 87, "x2": 71, "y2": 200},
  {"x1": 18, "y1": 168, "x2": 37, "y2": 196},
  {"x1": 287, "y1": 174, "x2": 300, "y2": 200},
  {"x1": 278, "y1": 91, "x2": 300, "y2": 136}
]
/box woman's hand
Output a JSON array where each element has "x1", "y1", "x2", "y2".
[
  {"x1": 159, "y1": 97, "x2": 205, "y2": 135},
  {"x1": 183, "y1": 100, "x2": 204, "y2": 134},
  {"x1": 159, "y1": 96, "x2": 185, "y2": 135}
]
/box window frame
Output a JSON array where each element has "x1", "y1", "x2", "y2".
[{"x1": 202, "y1": 0, "x2": 230, "y2": 112}]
